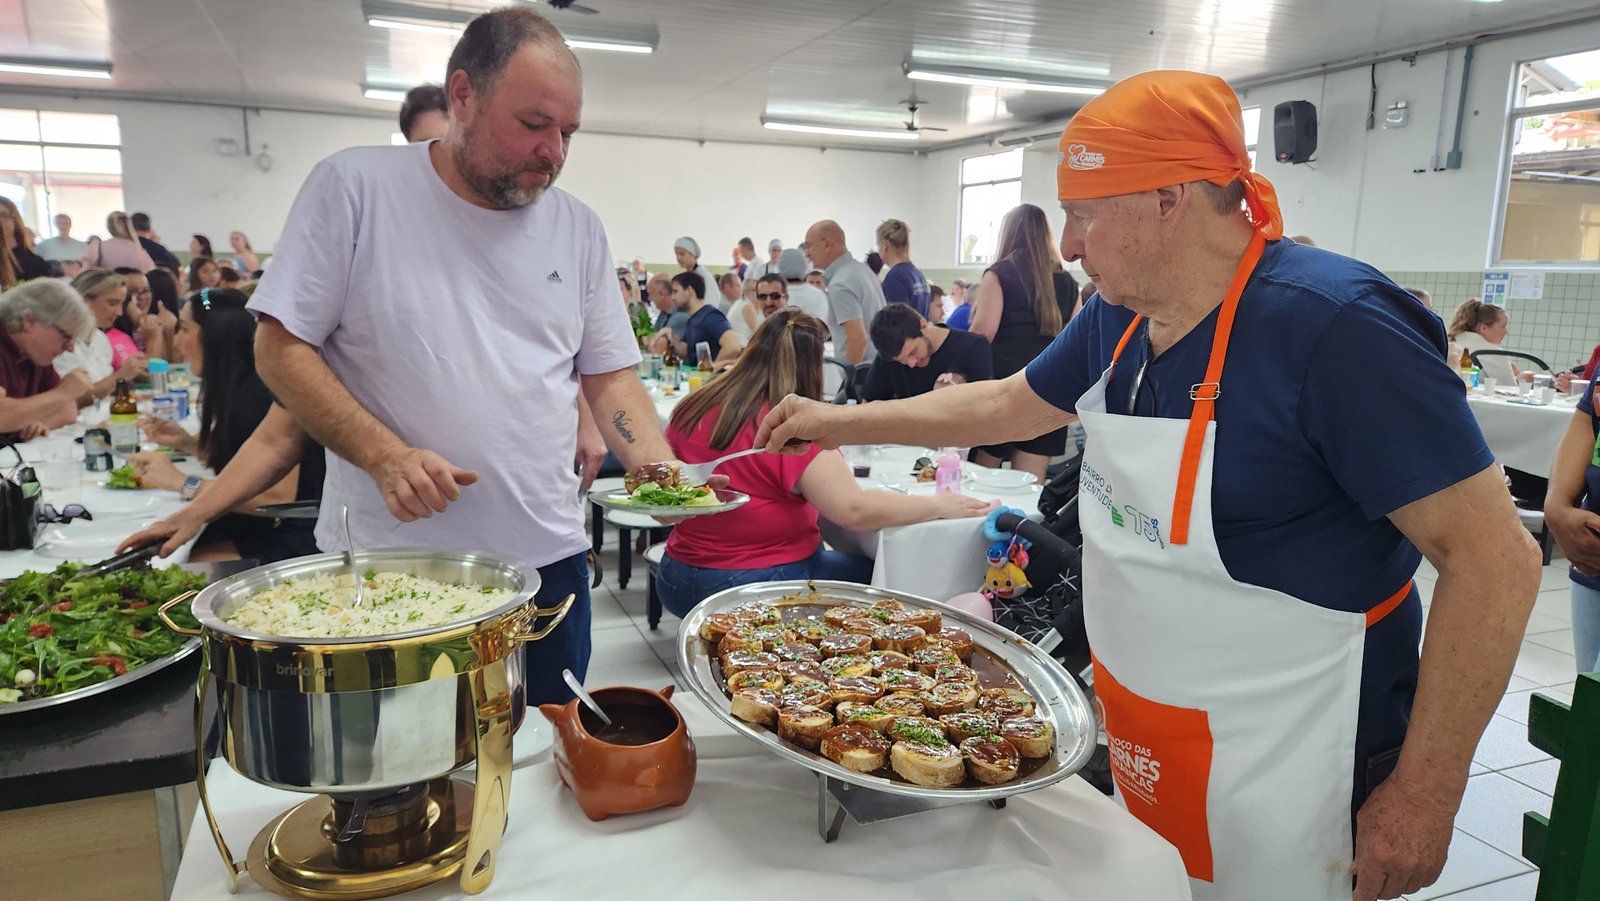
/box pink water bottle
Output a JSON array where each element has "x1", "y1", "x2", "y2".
[{"x1": 934, "y1": 447, "x2": 962, "y2": 495}]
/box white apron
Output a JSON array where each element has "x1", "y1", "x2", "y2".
[{"x1": 1074, "y1": 234, "x2": 1411, "y2": 901}]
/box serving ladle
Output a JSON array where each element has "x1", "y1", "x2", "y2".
[
  {"x1": 563, "y1": 668, "x2": 611, "y2": 726},
  {"x1": 342, "y1": 505, "x2": 366, "y2": 609}
]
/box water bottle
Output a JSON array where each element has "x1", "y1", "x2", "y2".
[
  {"x1": 147, "y1": 358, "x2": 169, "y2": 394},
  {"x1": 934, "y1": 447, "x2": 962, "y2": 495}
]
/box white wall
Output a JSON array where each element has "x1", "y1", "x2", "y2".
[
  {"x1": 987, "y1": 19, "x2": 1600, "y2": 273},
  {"x1": 0, "y1": 92, "x2": 395, "y2": 253},
  {"x1": 559, "y1": 133, "x2": 919, "y2": 266},
  {"x1": 0, "y1": 90, "x2": 923, "y2": 262},
  {"x1": 7, "y1": 15, "x2": 1599, "y2": 272}
]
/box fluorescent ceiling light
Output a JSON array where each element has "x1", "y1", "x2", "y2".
[
  {"x1": 763, "y1": 120, "x2": 919, "y2": 141},
  {"x1": 0, "y1": 56, "x2": 113, "y2": 80},
  {"x1": 565, "y1": 38, "x2": 653, "y2": 54},
  {"x1": 364, "y1": 86, "x2": 410, "y2": 103},
  {"x1": 904, "y1": 62, "x2": 1104, "y2": 96},
  {"x1": 363, "y1": 3, "x2": 655, "y2": 52},
  {"x1": 366, "y1": 15, "x2": 464, "y2": 35}
]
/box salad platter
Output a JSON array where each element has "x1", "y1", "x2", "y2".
[
  {"x1": 587, "y1": 485, "x2": 750, "y2": 518},
  {"x1": 0, "y1": 561, "x2": 207, "y2": 715}
]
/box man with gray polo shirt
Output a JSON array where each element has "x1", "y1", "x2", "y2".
[{"x1": 802, "y1": 219, "x2": 885, "y2": 365}]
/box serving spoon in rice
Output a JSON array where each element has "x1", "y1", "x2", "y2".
[{"x1": 343, "y1": 506, "x2": 367, "y2": 609}]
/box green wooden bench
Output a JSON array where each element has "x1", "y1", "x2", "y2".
[{"x1": 1523, "y1": 672, "x2": 1600, "y2": 899}]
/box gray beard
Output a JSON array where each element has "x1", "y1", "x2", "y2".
[{"x1": 453, "y1": 143, "x2": 554, "y2": 210}]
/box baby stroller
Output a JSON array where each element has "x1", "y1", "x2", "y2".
[{"x1": 987, "y1": 458, "x2": 1113, "y2": 794}]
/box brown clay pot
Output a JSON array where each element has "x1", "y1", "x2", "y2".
[{"x1": 540, "y1": 685, "x2": 697, "y2": 822}]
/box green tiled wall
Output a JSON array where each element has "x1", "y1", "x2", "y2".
[{"x1": 1385, "y1": 270, "x2": 1600, "y2": 372}]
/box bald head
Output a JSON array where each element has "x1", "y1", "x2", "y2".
[
  {"x1": 647, "y1": 272, "x2": 673, "y2": 310},
  {"x1": 804, "y1": 219, "x2": 848, "y2": 270}
]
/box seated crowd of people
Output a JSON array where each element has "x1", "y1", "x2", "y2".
[{"x1": 0, "y1": 206, "x2": 320, "y2": 564}]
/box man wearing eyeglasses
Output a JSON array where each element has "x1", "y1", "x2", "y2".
[
  {"x1": 0, "y1": 279, "x2": 94, "y2": 437},
  {"x1": 758, "y1": 71, "x2": 1538, "y2": 901}
]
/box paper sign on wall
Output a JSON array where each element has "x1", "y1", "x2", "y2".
[
  {"x1": 1482, "y1": 271, "x2": 1510, "y2": 305},
  {"x1": 1510, "y1": 272, "x2": 1545, "y2": 300}
]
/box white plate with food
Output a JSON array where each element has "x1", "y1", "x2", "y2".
[
  {"x1": 968, "y1": 469, "x2": 1039, "y2": 490},
  {"x1": 677, "y1": 580, "x2": 1095, "y2": 801},
  {"x1": 588, "y1": 462, "x2": 750, "y2": 518}
]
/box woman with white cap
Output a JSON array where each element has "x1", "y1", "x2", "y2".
[{"x1": 673, "y1": 236, "x2": 722, "y2": 313}]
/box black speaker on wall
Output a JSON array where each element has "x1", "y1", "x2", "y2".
[{"x1": 1273, "y1": 100, "x2": 1318, "y2": 164}]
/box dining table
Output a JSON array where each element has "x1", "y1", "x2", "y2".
[
  {"x1": 0, "y1": 400, "x2": 216, "y2": 901},
  {"x1": 1464, "y1": 387, "x2": 1582, "y2": 479},
  {"x1": 172, "y1": 731, "x2": 1193, "y2": 900}
]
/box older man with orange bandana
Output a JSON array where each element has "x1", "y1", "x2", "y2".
[{"x1": 758, "y1": 71, "x2": 1539, "y2": 901}]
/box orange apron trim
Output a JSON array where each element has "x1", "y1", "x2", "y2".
[
  {"x1": 1100, "y1": 234, "x2": 1268, "y2": 547},
  {"x1": 1365, "y1": 580, "x2": 1414, "y2": 629}
]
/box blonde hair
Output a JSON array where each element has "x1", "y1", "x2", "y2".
[
  {"x1": 669, "y1": 307, "x2": 829, "y2": 450},
  {"x1": 105, "y1": 211, "x2": 136, "y2": 241},
  {"x1": 71, "y1": 268, "x2": 126, "y2": 302},
  {"x1": 995, "y1": 203, "x2": 1066, "y2": 337},
  {"x1": 875, "y1": 218, "x2": 910, "y2": 251},
  {"x1": 0, "y1": 197, "x2": 30, "y2": 290},
  {"x1": 1446, "y1": 298, "x2": 1505, "y2": 340}
]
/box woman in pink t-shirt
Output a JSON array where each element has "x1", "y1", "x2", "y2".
[{"x1": 658, "y1": 308, "x2": 988, "y2": 618}]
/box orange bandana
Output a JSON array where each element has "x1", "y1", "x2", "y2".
[{"x1": 1058, "y1": 70, "x2": 1283, "y2": 240}]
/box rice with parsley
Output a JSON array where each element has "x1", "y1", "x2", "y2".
[{"x1": 225, "y1": 572, "x2": 515, "y2": 638}]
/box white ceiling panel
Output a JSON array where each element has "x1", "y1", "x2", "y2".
[{"x1": 0, "y1": 0, "x2": 1595, "y2": 150}]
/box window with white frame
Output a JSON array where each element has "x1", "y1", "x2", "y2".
[
  {"x1": 0, "y1": 109, "x2": 125, "y2": 242},
  {"x1": 1498, "y1": 48, "x2": 1600, "y2": 265},
  {"x1": 957, "y1": 148, "x2": 1023, "y2": 266},
  {"x1": 1243, "y1": 106, "x2": 1260, "y2": 168}
]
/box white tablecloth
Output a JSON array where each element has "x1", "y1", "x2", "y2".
[
  {"x1": 173, "y1": 733, "x2": 1191, "y2": 901},
  {"x1": 1465, "y1": 391, "x2": 1581, "y2": 479},
  {"x1": 831, "y1": 445, "x2": 1046, "y2": 603},
  {"x1": 3, "y1": 429, "x2": 198, "y2": 578}
]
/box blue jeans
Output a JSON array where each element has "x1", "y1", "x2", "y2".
[
  {"x1": 518, "y1": 552, "x2": 592, "y2": 706},
  {"x1": 658, "y1": 546, "x2": 874, "y2": 619},
  {"x1": 1572, "y1": 578, "x2": 1600, "y2": 672}
]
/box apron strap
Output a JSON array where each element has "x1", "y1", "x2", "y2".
[
  {"x1": 1110, "y1": 315, "x2": 1145, "y2": 370},
  {"x1": 1169, "y1": 232, "x2": 1269, "y2": 546},
  {"x1": 1366, "y1": 580, "x2": 1414, "y2": 628}
]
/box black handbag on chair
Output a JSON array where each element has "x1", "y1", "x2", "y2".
[{"x1": 0, "y1": 445, "x2": 43, "y2": 550}]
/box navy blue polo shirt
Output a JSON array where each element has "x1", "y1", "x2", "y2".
[{"x1": 1025, "y1": 238, "x2": 1494, "y2": 804}]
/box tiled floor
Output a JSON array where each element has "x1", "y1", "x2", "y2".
[{"x1": 580, "y1": 534, "x2": 1583, "y2": 901}]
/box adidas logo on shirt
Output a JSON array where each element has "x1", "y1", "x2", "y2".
[{"x1": 547, "y1": 271, "x2": 562, "y2": 283}]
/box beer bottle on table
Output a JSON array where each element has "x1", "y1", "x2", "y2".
[
  {"x1": 110, "y1": 379, "x2": 139, "y2": 455},
  {"x1": 661, "y1": 344, "x2": 681, "y2": 390}
]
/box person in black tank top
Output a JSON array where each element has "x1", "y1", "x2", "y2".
[{"x1": 968, "y1": 204, "x2": 1077, "y2": 479}]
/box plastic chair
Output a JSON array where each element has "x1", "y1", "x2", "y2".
[
  {"x1": 1471, "y1": 349, "x2": 1552, "y2": 375},
  {"x1": 644, "y1": 542, "x2": 667, "y2": 631},
  {"x1": 602, "y1": 508, "x2": 668, "y2": 591},
  {"x1": 587, "y1": 476, "x2": 626, "y2": 554},
  {"x1": 824, "y1": 357, "x2": 854, "y2": 404}
]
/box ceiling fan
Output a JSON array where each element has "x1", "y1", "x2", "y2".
[
  {"x1": 902, "y1": 100, "x2": 948, "y2": 134},
  {"x1": 539, "y1": 0, "x2": 599, "y2": 15}
]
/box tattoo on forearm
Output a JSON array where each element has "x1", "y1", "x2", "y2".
[{"x1": 612, "y1": 411, "x2": 636, "y2": 445}]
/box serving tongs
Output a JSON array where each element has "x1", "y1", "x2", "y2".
[
  {"x1": 252, "y1": 500, "x2": 321, "y2": 520},
  {"x1": 64, "y1": 537, "x2": 164, "y2": 584}
]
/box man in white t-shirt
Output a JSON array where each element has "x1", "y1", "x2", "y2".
[
  {"x1": 34, "y1": 214, "x2": 88, "y2": 278},
  {"x1": 248, "y1": 7, "x2": 694, "y2": 705}
]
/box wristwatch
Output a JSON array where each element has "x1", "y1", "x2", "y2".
[{"x1": 180, "y1": 474, "x2": 205, "y2": 502}]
